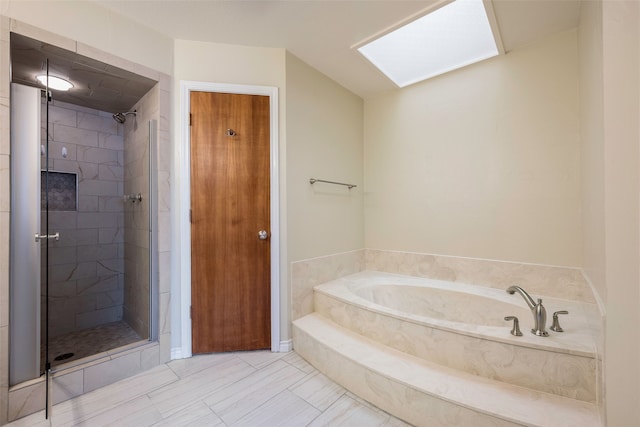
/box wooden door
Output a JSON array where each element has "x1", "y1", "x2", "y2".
[{"x1": 190, "y1": 91, "x2": 271, "y2": 353}]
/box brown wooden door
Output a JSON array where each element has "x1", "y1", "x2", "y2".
[{"x1": 190, "y1": 91, "x2": 271, "y2": 353}]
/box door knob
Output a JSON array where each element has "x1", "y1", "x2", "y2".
[{"x1": 258, "y1": 230, "x2": 269, "y2": 240}]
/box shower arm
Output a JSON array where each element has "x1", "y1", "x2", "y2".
[{"x1": 112, "y1": 110, "x2": 137, "y2": 124}]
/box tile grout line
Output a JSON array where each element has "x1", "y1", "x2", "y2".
[
  {"x1": 195, "y1": 354, "x2": 315, "y2": 426},
  {"x1": 146, "y1": 355, "x2": 261, "y2": 422},
  {"x1": 210, "y1": 356, "x2": 321, "y2": 427}
]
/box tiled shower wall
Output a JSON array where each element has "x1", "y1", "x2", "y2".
[
  {"x1": 123, "y1": 87, "x2": 157, "y2": 339},
  {"x1": 42, "y1": 99, "x2": 126, "y2": 338}
]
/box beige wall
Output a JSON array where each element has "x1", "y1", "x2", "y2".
[
  {"x1": 580, "y1": 1, "x2": 640, "y2": 424},
  {"x1": 0, "y1": 0, "x2": 173, "y2": 75},
  {"x1": 578, "y1": 4, "x2": 606, "y2": 421},
  {"x1": 285, "y1": 52, "x2": 364, "y2": 261},
  {"x1": 600, "y1": 1, "x2": 640, "y2": 425},
  {"x1": 579, "y1": 0, "x2": 606, "y2": 303},
  {"x1": 285, "y1": 52, "x2": 364, "y2": 325},
  {"x1": 364, "y1": 30, "x2": 581, "y2": 267},
  {"x1": 173, "y1": 39, "x2": 286, "y2": 89}
]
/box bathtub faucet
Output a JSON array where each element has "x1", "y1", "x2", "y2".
[{"x1": 506, "y1": 285, "x2": 549, "y2": 337}]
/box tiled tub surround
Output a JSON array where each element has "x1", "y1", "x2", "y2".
[
  {"x1": 291, "y1": 249, "x2": 597, "y2": 325},
  {"x1": 42, "y1": 100, "x2": 126, "y2": 338},
  {"x1": 294, "y1": 315, "x2": 599, "y2": 427},
  {"x1": 291, "y1": 249, "x2": 364, "y2": 321},
  {"x1": 365, "y1": 249, "x2": 596, "y2": 304},
  {"x1": 292, "y1": 250, "x2": 602, "y2": 426},
  {"x1": 314, "y1": 271, "x2": 597, "y2": 402}
]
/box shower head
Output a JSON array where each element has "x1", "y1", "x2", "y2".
[{"x1": 112, "y1": 110, "x2": 137, "y2": 124}]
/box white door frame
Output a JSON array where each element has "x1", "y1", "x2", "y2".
[{"x1": 177, "y1": 81, "x2": 280, "y2": 358}]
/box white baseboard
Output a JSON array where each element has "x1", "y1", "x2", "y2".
[
  {"x1": 279, "y1": 339, "x2": 293, "y2": 352},
  {"x1": 171, "y1": 347, "x2": 191, "y2": 360},
  {"x1": 173, "y1": 343, "x2": 289, "y2": 359}
]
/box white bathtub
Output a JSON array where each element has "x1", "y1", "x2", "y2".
[
  {"x1": 354, "y1": 283, "x2": 532, "y2": 327},
  {"x1": 313, "y1": 271, "x2": 598, "y2": 402}
]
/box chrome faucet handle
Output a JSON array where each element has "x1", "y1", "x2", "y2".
[
  {"x1": 550, "y1": 310, "x2": 569, "y2": 332},
  {"x1": 504, "y1": 316, "x2": 523, "y2": 336}
]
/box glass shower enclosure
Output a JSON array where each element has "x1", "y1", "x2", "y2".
[{"x1": 9, "y1": 33, "x2": 158, "y2": 417}]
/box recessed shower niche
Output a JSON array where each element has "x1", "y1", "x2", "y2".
[
  {"x1": 9, "y1": 30, "x2": 160, "y2": 396},
  {"x1": 41, "y1": 171, "x2": 77, "y2": 212}
]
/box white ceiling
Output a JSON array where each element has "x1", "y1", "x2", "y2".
[{"x1": 95, "y1": 0, "x2": 581, "y2": 98}]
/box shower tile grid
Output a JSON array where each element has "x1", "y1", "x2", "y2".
[
  {"x1": 44, "y1": 320, "x2": 143, "y2": 367},
  {"x1": 8, "y1": 350, "x2": 410, "y2": 427}
]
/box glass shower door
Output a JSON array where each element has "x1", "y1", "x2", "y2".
[{"x1": 40, "y1": 70, "x2": 53, "y2": 418}]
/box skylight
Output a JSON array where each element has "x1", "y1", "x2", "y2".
[{"x1": 357, "y1": 0, "x2": 500, "y2": 87}]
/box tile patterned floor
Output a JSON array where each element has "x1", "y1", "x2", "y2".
[
  {"x1": 45, "y1": 321, "x2": 143, "y2": 367},
  {"x1": 9, "y1": 350, "x2": 411, "y2": 427}
]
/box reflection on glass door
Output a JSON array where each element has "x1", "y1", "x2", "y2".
[
  {"x1": 9, "y1": 83, "x2": 43, "y2": 386},
  {"x1": 9, "y1": 76, "x2": 54, "y2": 418}
]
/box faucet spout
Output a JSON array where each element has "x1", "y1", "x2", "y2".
[
  {"x1": 506, "y1": 285, "x2": 549, "y2": 337},
  {"x1": 506, "y1": 285, "x2": 536, "y2": 310}
]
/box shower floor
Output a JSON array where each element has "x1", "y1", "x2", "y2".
[{"x1": 44, "y1": 321, "x2": 143, "y2": 368}]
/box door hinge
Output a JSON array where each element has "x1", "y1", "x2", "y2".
[
  {"x1": 189, "y1": 209, "x2": 193, "y2": 223},
  {"x1": 189, "y1": 113, "x2": 192, "y2": 126},
  {"x1": 190, "y1": 306, "x2": 193, "y2": 319}
]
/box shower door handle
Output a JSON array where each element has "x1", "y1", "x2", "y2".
[{"x1": 35, "y1": 232, "x2": 59, "y2": 242}]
